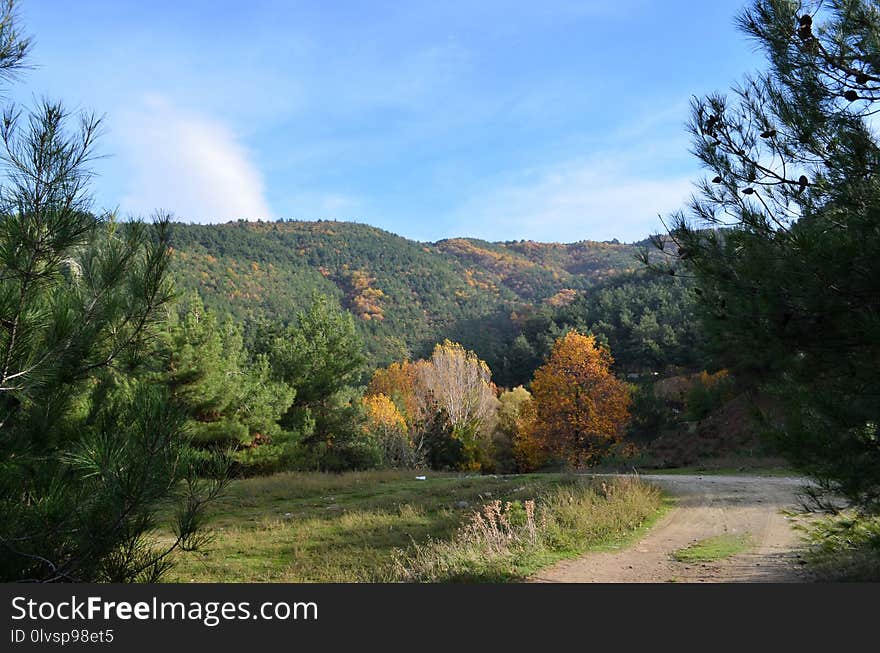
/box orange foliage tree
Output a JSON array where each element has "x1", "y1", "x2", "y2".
[{"x1": 530, "y1": 331, "x2": 630, "y2": 467}]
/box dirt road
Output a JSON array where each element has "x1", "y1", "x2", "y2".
[{"x1": 531, "y1": 474, "x2": 813, "y2": 583}]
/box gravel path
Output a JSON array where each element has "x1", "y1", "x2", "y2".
[{"x1": 531, "y1": 474, "x2": 813, "y2": 583}]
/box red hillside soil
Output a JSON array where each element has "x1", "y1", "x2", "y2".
[{"x1": 648, "y1": 393, "x2": 771, "y2": 468}]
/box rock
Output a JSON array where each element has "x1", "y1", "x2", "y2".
[{"x1": 455, "y1": 501, "x2": 469, "y2": 509}]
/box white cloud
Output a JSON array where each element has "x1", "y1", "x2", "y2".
[
  {"x1": 115, "y1": 96, "x2": 272, "y2": 222},
  {"x1": 453, "y1": 153, "x2": 696, "y2": 243}
]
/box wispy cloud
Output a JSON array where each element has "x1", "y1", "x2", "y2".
[
  {"x1": 452, "y1": 152, "x2": 695, "y2": 243},
  {"x1": 115, "y1": 96, "x2": 272, "y2": 222}
]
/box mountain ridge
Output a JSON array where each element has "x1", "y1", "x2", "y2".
[{"x1": 166, "y1": 219, "x2": 656, "y2": 370}]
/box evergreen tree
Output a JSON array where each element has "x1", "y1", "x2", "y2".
[
  {"x1": 156, "y1": 294, "x2": 294, "y2": 457},
  {"x1": 658, "y1": 0, "x2": 880, "y2": 511},
  {"x1": 0, "y1": 2, "x2": 221, "y2": 581},
  {"x1": 258, "y1": 293, "x2": 372, "y2": 470}
]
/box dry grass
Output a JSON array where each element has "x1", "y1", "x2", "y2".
[
  {"x1": 161, "y1": 471, "x2": 663, "y2": 583},
  {"x1": 390, "y1": 476, "x2": 663, "y2": 582}
]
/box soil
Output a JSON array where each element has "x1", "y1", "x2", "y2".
[{"x1": 531, "y1": 474, "x2": 814, "y2": 583}]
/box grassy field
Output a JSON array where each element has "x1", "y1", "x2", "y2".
[{"x1": 162, "y1": 470, "x2": 663, "y2": 582}]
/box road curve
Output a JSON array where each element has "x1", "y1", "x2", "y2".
[{"x1": 531, "y1": 474, "x2": 813, "y2": 583}]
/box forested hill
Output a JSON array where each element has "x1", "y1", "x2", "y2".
[{"x1": 166, "y1": 219, "x2": 666, "y2": 380}]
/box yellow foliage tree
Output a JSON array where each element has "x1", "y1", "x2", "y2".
[
  {"x1": 530, "y1": 331, "x2": 630, "y2": 467},
  {"x1": 362, "y1": 393, "x2": 421, "y2": 467},
  {"x1": 511, "y1": 394, "x2": 546, "y2": 472},
  {"x1": 366, "y1": 361, "x2": 425, "y2": 428},
  {"x1": 362, "y1": 393, "x2": 407, "y2": 434}
]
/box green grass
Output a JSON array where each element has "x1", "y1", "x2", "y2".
[
  {"x1": 798, "y1": 512, "x2": 880, "y2": 581},
  {"x1": 672, "y1": 533, "x2": 753, "y2": 563},
  {"x1": 161, "y1": 470, "x2": 664, "y2": 582}
]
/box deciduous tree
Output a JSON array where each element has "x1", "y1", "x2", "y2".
[
  {"x1": 362, "y1": 392, "x2": 422, "y2": 467},
  {"x1": 494, "y1": 386, "x2": 544, "y2": 473},
  {"x1": 530, "y1": 331, "x2": 630, "y2": 467},
  {"x1": 367, "y1": 360, "x2": 426, "y2": 428},
  {"x1": 418, "y1": 340, "x2": 499, "y2": 436},
  {"x1": 418, "y1": 340, "x2": 500, "y2": 470}
]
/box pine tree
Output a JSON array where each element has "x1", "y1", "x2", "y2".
[
  {"x1": 657, "y1": 0, "x2": 880, "y2": 511},
  {"x1": 0, "y1": 2, "x2": 221, "y2": 581},
  {"x1": 156, "y1": 293, "x2": 294, "y2": 454},
  {"x1": 258, "y1": 292, "x2": 372, "y2": 470}
]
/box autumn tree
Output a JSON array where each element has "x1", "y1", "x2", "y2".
[
  {"x1": 418, "y1": 340, "x2": 500, "y2": 470},
  {"x1": 530, "y1": 331, "x2": 630, "y2": 467},
  {"x1": 368, "y1": 342, "x2": 501, "y2": 470},
  {"x1": 494, "y1": 386, "x2": 544, "y2": 473},
  {"x1": 367, "y1": 360, "x2": 426, "y2": 429},
  {"x1": 362, "y1": 393, "x2": 423, "y2": 467},
  {"x1": 419, "y1": 341, "x2": 499, "y2": 434},
  {"x1": 654, "y1": 0, "x2": 880, "y2": 511}
]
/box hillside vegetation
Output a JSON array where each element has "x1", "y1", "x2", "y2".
[{"x1": 167, "y1": 220, "x2": 675, "y2": 383}]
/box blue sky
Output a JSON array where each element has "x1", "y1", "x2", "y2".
[{"x1": 10, "y1": 0, "x2": 761, "y2": 243}]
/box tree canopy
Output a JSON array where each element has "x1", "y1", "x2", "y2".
[
  {"x1": 530, "y1": 332, "x2": 631, "y2": 468},
  {"x1": 0, "y1": 1, "x2": 222, "y2": 582},
  {"x1": 658, "y1": 0, "x2": 880, "y2": 511}
]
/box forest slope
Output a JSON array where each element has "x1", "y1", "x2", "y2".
[{"x1": 167, "y1": 220, "x2": 646, "y2": 371}]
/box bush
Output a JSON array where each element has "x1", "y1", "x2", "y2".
[
  {"x1": 228, "y1": 430, "x2": 305, "y2": 477},
  {"x1": 627, "y1": 382, "x2": 675, "y2": 443}
]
